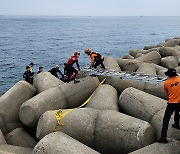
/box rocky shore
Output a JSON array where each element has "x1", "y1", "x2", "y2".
[{"x1": 0, "y1": 37, "x2": 180, "y2": 154}]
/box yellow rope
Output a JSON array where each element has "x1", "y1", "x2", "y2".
[{"x1": 52, "y1": 78, "x2": 106, "y2": 132}]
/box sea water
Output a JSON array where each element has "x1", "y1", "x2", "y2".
[{"x1": 0, "y1": 16, "x2": 180, "y2": 95}]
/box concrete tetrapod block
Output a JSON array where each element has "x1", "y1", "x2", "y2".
[
  {"x1": 136, "y1": 51, "x2": 161, "y2": 64},
  {"x1": 103, "y1": 56, "x2": 121, "y2": 71},
  {"x1": 162, "y1": 39, "x2": 180, "y2": 47},
  {"x1": 61, "y1": 77, "x2": 100, "y2": 109},
  {"x1": 36, "y1": 108, "x2": 98, "y2": 147},
  {"x1": 5, "y1": 128, "x2": 37, "y2": 148},
  {"x1": 175, "y1": 66, "x2": 180, "y2": 74},
  {"x1": 0, "y1": 81, "x2": 36, "y2": 134},
  {"x1": 129, "y1": 138, "x2": 180, "y2": 154},
  {"x1": 93, "y1": 110, "x2": 155, "y2": 154},
  {"x1": 0, "y1": 145, "x2": 32, "y2": 154},
  {"x1": 19, "y1": 76, "x2": 99, "y2": 127},
  {"x1": 152, "y1": 64, "x2": 167, "y2": 75},
  {"x1": 122, "y1": 54, "x2": 134, "y2": 59},
  {"x1": 122, "y1": 59, "x2": 141, "y2": 72},
  {"x1": 159, "y1": 47, "x2": 177, "y2": 57},
  {"x1": 86, "y1": 84, "x2": 119, "y2": 111},
  {"x1": 129, "y1": 49, "x2": 146, "y2": 57},
  {"x1": 160, "y1": 56, "x2": 178, "y2": 68},
  {"x1": 0, "y1": 130, "x2": 7, "y2": 145},
  {"x1": 36, "y1": 108, "x2": 155, "y2": 154},
  {"x1": 172, "y1": 50, "x2": 180, "y2": 61},
  {"x1": 143, "y1": 45, "x2": 156, "y2": 50},
  {"x1": 33, "y1": 132, "x2": 100, "y2": 154},
  {"x1": 136, "y1": 63, "x2": 156, "y2": 75},
  {"x1": 151, "y1": 108, "x2": 180, "y2": 140},
  {"x1": 144, "y1": 82, "x2": 168, "y2": 100},
  {"x1": 105, "y1": 76, "x2": 145, "y2": 96},
  {"x1": 135, "y1": 53, "x2": 144, "y2": 58},
  {"x1": 33, "y1": 72, "x2": 64, "y2": 93},
  {"x1": 119, "y1": 87, "x2": 167, "y2": 123},
  {"x1": 105, "y1": 76, "x2": 168, "y2": 99},
  {"x1": 115, "y1": 58, "x2": 129, "y2": 69}
]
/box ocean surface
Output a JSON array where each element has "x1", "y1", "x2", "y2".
[{"x1": 0, "y1": 16, "x2": 180, "y2": 95}]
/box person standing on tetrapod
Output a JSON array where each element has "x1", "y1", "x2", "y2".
[
  {"x1": 84, "y1": 48, "x2": 105, "y2": 69},
  {"x1": 158, "y1": 68, "x2": 180, "y2": 143},
  {"x1": 64, "y1": 51, "x2": 80, "y2": 83}
]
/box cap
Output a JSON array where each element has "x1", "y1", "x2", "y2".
[
  {"x1": 165, "y1": 68, "x2": 178, "y2": 77},
  {"x1": 74, "y1": 51, "x2": 80, "y2": 56},
  {"x1": 56, "y1": 65, "x2": 59, "y2": 68},
  {"x1": 85, "y1": 48, "x2": 91, "y2": 53},
  {"x1": 26, "y1": 66, "x2": 30, "y2": 69},
  {"x1": 29, "y1": 62, "x2": 34, "y2": 65},
  {"x1": 39, "y1": 66, "x2": 43, "y2": 69}
]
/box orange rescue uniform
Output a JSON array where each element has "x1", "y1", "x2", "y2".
[{"x1": 164, "y1": 76, "x2": 180, "y2": 103}]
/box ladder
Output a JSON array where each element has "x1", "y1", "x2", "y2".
[{"x1": 81, "y1": 68, "x2": 167, "y2": 84}]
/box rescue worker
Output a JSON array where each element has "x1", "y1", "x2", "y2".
[
  {"x1": 49, "y1": 65, "x2": 64, "y2": 80},
  {"x1": 84, "y1": 48, "x2": 105, "y2": 69},
  {"x1": 64, "y1": 51, "x2": 80, "y2": 83},
  {"x1": 23, "y1": 66, "x2": 34, "y2": 85},
  {"x1": 37, "y1": 66, "x2": 43, "y2": 74},
  {"x1": 158, "y1": 68, "x2": 180, "y2": 143}
]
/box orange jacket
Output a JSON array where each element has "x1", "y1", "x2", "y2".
[
  {"x1": 164, "y1": 76, "x2": 180, "y2": 103},
  {"x1": 90, "y1": 52, "x2": 103, "y2": 62}
]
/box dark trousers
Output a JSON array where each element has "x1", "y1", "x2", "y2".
[
  {"x1": 64, "y1": 65, "x2": 78, "y2": 82},
  {"x1": 94, "y1": 59, "x2": 105, "y2": 69},
  {"x1": 161, "y1": 103, "x2": 180, "y2": 138}
]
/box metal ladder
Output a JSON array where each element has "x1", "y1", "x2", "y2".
[{"x1": 81, "y1": 68, "x2": 167, "y2": 84}]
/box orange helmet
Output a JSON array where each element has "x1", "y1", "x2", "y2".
[
  {"x1": 85, "y1": 48, "x2": 91, "y2": 54},
  {"x1": 74, "y1": 51, "x2": 80, "y2": 56}
]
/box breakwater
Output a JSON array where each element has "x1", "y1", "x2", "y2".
[{"x1": 0, "y1": 37, "x2": 180, "y2": 153}]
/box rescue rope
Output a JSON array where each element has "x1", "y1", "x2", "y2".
[{"x1": 52, "y1": 78, "x2": 106, "y2": 132}]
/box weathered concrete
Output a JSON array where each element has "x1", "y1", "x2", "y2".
[
  {"x1": 152, "y1": 64, "x2": 167, "y2": 75},
  {"x1": 151, "y1": 108, "x2": 180, "y2": 140},
  {"x1": 105, "y1": 76, "x2": 145, "y2": 96},
  {"x1": 159, "y1": 47, "x2": 177, "y2": 57},
  {"x1": 0, "y1": 81, "x2": 36, "y2": 134},
  {"x1": 33, "y1": 132, "x2": 100, "y2": 154},
  {"x1": 175, "y1": 66, "x2": 180, "y2": 74},
  {"x1": 129, "y1": 138, "x2": 180, "y2": 154},
  {"x1": 5, "y1": 128, "x2": 37, "y2": 148},
  {"x1": 33, "y1": 72, "x2": 64, "y2": 93},
  {"x1": 172, "y1": 50, "x2": 180, "y2": 61},
  {"x1": 0, "y1": 145, "x2": 32, "y2": 154},
  {"x1": 144, "y1": 82, "x2": 168, "y2": 100},
  {"x1": 103, "y1": 56, "x2": 121, "y2": 71},
  {"x1": 160, "y1": 56, "x2": 178, "y2": 68},
  {"x1": 162, "y1": 39, "x2": 180, "y2": 47},
  {"x1": 104, "y1": 76, "x2": 167, "y2": 99},
  {"x1": 143, "y1": 45, "x2": 156, "y2": 50},
  {"x1": 115, "y1": 58, "x2": 129, "y2": 69},
  {"x1": 0, "y1": 130, "x2": 6, "y2": 145},
  {"x1": 135, "y1": 53, "x2": 144, "y2": 58},
  {"x1": 36, "y1": 108, "x2": 98, "y2": 148},
  {"x1": 136, "y1": 63, "x2": 156, "y2": 75},
  {"x1": 119, "y1": 87, "x2": 167, "y2": 122},
  {"x1": 122, "y1": 54, "x2": 134, "y2": 59},
  {"x1": 129, "y1": 49, "x2": 146, "y2": 57},
  {"x1": 86, "y1": 84, "x2": 119, "y2": 111},
  {"x1": 36, "y1": 108, "x2": 155, "y2": 154},
  {"x1": 93, "y1": 110, "x2": 155, "y2": 154},
  {"x1": 19, "y1": 76, "x2": 99, "y2": 127},
  {"x1": 158, "y1": 69, "x2": 168, "y2": 76},
  {"x1": 122, "y1": 59, "x2": 141, "y2": 71},
  {"x1": 136, "y1": 51, "x2": 161, "y2": 64}
]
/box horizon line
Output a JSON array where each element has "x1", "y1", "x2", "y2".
[{"x1": 1, "y1": 15, "x2": 180, "y2": 17}]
